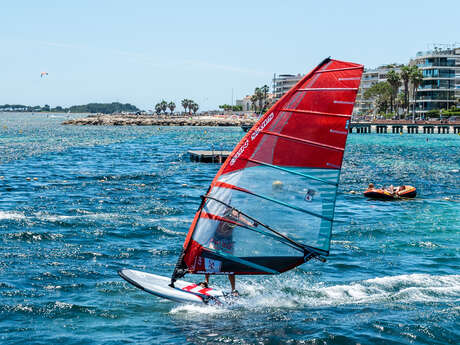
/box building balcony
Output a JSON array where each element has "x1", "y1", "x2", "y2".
[
  {"x1": 422, "y1": 77, "x2": 456, "y2": 81},
  {"x1": 417, "y1": 66, "x2": 458, "y2": 71},
  {"x1": 418, "y1": 86, "x2": 455, "y2": 91},
  {"x1": 414, "y1": 98, "x2": 456, "y2": 102}
]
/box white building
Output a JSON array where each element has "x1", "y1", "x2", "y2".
[
  {"x1": 272, "y1": 73, "x2": 303, "y2": 102},
  {"x1": 235, "y1": 95, "x2": 252, "y2": 111},
  {"x1": 247, "y1": 45, "x2": 460, "y2": 118},
  {"x1": 410, "y1": 45, "x2": 460, "y2": 116},
  {"x1": 353, "y1": 65, "x2": 403, "y2": 117}
]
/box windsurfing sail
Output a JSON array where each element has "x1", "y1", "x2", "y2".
[{"x1": 171, "y1": 58, "x2": 363, "y2": 282}]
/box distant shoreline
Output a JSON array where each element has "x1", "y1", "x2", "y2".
[{"x1": 62, "y1": 114, "x2": 258, "y2": 127}]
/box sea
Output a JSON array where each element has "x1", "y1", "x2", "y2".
[{"x1": 0, "y1": 112, "x2": 458, "y2": 345}]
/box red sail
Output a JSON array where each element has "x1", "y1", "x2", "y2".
[{"x1": 179, "y1": 58, "x2": 363, "y2": 276}]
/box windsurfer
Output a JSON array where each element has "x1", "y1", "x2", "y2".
[{"x1": 199, "y1": 207, "x2": 254, "y2": 296}]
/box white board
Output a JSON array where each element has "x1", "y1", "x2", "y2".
[{"x1": 118, "y1": 269, "x2": 226, "y2": 305}]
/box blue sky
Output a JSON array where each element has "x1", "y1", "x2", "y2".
[{"x1": 1, "y1": 0, "x2": 459, "y2": 111}]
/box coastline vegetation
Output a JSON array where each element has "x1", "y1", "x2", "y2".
[
  {"x1": 0, "y1": 102, "x2": 140, "y2": 114},
  {"x1": 218, "y1": 104, "x2": 243, "y2": 111},
  {"x1": 152, "y1": 99, "x2": 201, "y2": 115},
  {"x1": 364, "y1": 65, "x2": 424, "y2": 118},
  {"x1": 363, "y1": 65, "x2": 459, "y2": 120},
  {"x1": 251, "y1": 85, "x2": 271, "y2": 113}
]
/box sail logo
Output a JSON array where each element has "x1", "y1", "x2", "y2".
[
  {"x1": 251, "y1": 112, "x2": 274, "y2": 141},
  {"x1": 204, "y1": 258, "x2": 222, "y2": 272},
  {"x1": 230, "y1": 112, "x2": 274, "y2": 166},
  {"x1": 230, "y1": 139, "x2": 249, "y2": 166}
]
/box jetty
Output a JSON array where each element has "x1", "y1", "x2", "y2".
[
  {"x1": 62, "y1": 114, "x2": 460, "y2": 134},
  {"x1": 350, "y1": 120, "x2": 460, "y2": 134},
  {"x1": 188, "y1": 150, "x2": 231, "y2": 163},
  {"x1": 62, "y1": 114, "x2": 257, "y2": 127}
]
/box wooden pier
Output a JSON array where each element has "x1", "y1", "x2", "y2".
[
  {"x1": 350, "y1": 120, "x2": 460, "y2": 134},
  {"x1": 188, "y1": 150, "x2": 232, "y2": 163}
]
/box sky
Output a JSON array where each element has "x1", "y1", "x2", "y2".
[{"x1": 1, "y1": 0, "x2": 459, "y2": 111}]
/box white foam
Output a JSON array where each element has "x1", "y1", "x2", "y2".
[
  {"x1": 0, "y1": 211, "x2": 25, "y2": 220},
  {"x1": 34, "y1": 211, "x2": 122, "y2": 222},
  {"x1": 220, "y1": 273, "x2": 460, "y2": 310},
  {"x1": 54, "y1": 301, "x2": 73, "y2": 309},
  {"x1": 169, "y1": 303, "x2": 229, "y2": 316},
  {"x1": 156, "y1": 226, "x2": 185, "y2": 236},
  {"x1": 13, "y1": 304, "x2": 33, "y2": 313},
  {"x1": 6, "y1": 231, "x2": 63, "y2": 241}
]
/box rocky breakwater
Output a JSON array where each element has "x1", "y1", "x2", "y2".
[{"x1": 62, "y1": 114, "x2": 257, "y2": 127}]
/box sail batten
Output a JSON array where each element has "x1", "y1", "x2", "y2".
[
  {"x1": 244, "y1": 158, "x2": 339, "y2": 186},
  {"x1": 261, "y1": 131, "x2": 345, "y2": 152},
  {"x1": 211, "y1": 182, "x2": 334, "y2": 222},
  {"x1": 314, "y1": 66, "x2": 363, "y2": 73},
  {"x1": 200, "y1": 211, "x2": 305, "y2": 253},
  {"x1": 203, "y1": 248, "x2": 280, "y2": 274},
  {"x1": 174, "y1": 58, "x2": 363, "y2": 278},
  {"x1": 280, "y1": 108, "x2": 351, "y2": 118},
  {"x1": 297, "y1": 87, "x2": 359, "y2": 91}
]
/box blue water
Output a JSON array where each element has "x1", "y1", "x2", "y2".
[{"x1": 0, "y1": 112, "x2": 459, "y2": 344}]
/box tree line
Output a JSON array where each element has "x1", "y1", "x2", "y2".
[
  {"x1": 153, "y1": 99, "x2": 199, "y2": 115},
  {"x1": 250, "y1": 85, "x2": 270, "y2": 113},
  {"x1": 218, "y1": 104, "x2": 243, "y2": 111},
  {"x1": 217, "y1": 85, "x2": 271, "y2": 114},
  {"x1": 363, "y1": 65, "x2": 428, "y2": 119},
  {"x1": 0, "y1": 102, "x2": 140, "y2": 114}
]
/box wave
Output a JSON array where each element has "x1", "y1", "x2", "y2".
[
  {"x1": 155, "y1": 225, "x2": 185, "y2": 236},
  {"x1": 0, "y1": 211, "x2": 25, "y2": 220},
  {"x1": 0, "y1": 210, "x2": 126, "y2": 224},
  {"x1": 34, "y1": 211, "x2": 126, "y2": 223},
  {"x1": 75, "y1": 172, "x2": 158, "y2": 182},
  {"x1": 1, "y1": 301, "x2": 95, "y2": 317},
  {"x1": 171, "y1": 273, "x2": 460, "y2": 314},
  {"x1": 4, "y1": 231, "x2": 63, "y2": 242}
]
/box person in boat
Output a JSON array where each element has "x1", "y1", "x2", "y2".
[
  {"x1": 368, "y1": 183, "x2": 375, "y2": 190},
  {"x1": 386, "y1": 185, "x2": 395, "y2": 195},
  {"x1": 199, "y1": 207, "x2": 254, "y2": 296}
]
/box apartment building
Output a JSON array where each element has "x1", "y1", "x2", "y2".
[
  {"x1": 353, "y1": 65, "x2": 402, "y2": 116},
  {"x1": 410, "y1": 46, "x2": 460, "y2": 116},
  {"x1": 249, "y1": 45, "x2": 459, "y2": 118},
  {"x1": 272, "y1": 73, "x2": 303, "y2": 102}
]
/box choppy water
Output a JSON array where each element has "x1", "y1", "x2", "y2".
[{"x1": 0, "y1": 112, "x2": 459, "y2": 344}]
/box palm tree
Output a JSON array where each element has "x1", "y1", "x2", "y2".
[
  {"x1": 400, "y1": 65, "x2": 411, "y2": 115},
  {"x1": 396, "y1": 92, "x2": 405, "y2": 117},
  {"x1": 160, "y1": 100, "x2": 168, "y2": 114},
  {"x1": 154, "y1": 103, "x2": 162, "y2": 115},
  {"x1": 250, "y1": 95, "x2": 258, "y2": 112},
  {"x1": 168, "y1": 101, "x2": 176, "y2": 115},
  {"x1": 181, "y1": 99, "x2": 189, "y2": 115},
  {"x1": 386, "y1": 70, "x2": 401, "y2": 116},
  {"x1": 190, "y1": 102, "x2": 199, "y2": 115},
  {"x1": 410, "y1": 66, "x2": 423, "y2": 120},
  {"x1": 254, "y1": 87, "x2": 264, "y2": 114},
  {"x1": 261, "y1": 85, "x2": 270, "y2": 111}
]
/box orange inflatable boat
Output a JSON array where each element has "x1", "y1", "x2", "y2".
[{"x1": 363, "y1": 185, "x2": 416, "y2": 200}]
